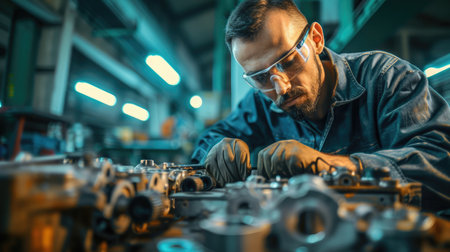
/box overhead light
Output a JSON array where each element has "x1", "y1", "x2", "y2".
[
  {"x1": 145, "y1": 55, "x2": 180, "y2": 85},
  {"x1": 74, "y1": 81, "x2": 116, "y2": 106},
  {"x1": 424, "y1": 64, "x2": 450, "y2": 78},
  {"x1": 190, "y1": 95, "x2": 202, "y2": 109},
  {"x1": 122, "y1": 103, "x2": 149, "y2": 121}
]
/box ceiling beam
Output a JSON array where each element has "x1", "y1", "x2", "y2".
[
  {"x1": 72, "y1": 33, "x2": 156, "y2": 98},
  {"x1": 12, "y1": 0, "x2": 61, "y2": 24}
]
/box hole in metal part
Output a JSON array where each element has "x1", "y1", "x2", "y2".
[{"x1": 296, "y1": 209, "x2": 326, "y2": 243}]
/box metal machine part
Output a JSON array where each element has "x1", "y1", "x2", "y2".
[
  {"x1": 225, "y1": 182, "x2": 263, "y2": 217},
  {"x1": 180, "y1": 175, "x2": 216, "y2": 192},
  {"x1": 0, "y1": 163, "x2": 102, "y2": 251},
  {"x1": 148, "y1": 172, "x2": 170, "y2": 195},
  {"x1": 171, "y1": 191, "x2": 226, "y2": 218},
  {"x1": 157, "y1": 238, "x2": 203, "y2": 252},
  {"x1": 180, "y1": 176, "x2": 204, "y2": 192},
  {"x1": 94, "y1": 180, "x2": 135, "y2": 239},
  {"x1": 1, "y1": 157, "x2": 449, "y2": 252},
  {"x1": 367, "y1": 207, "x2": 450, "y2": 252},
  {"x1": 267, "y1": 175, "x2": 358, "y2": 252},
  {"x1": 320, "y1": 166, "x2": 422, "y2": 208},
  {"x1": 128, "y1": 190, "x2": 164, "y2": 224},
  {"x1": 200, "y1": 215, "x2": 271, "y2": 252}
]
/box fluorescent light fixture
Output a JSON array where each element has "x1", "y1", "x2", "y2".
[
  {"x1": 424, "y1": 64, "x2": 450, "y2": 78},
  {"x1": 190, "y1": 95, "x2": 202, "y2": 109},
  {"x1": 145, "y1": 55, "x2": 180, "y2": 85},
  {"x1": 74, "y1": 82, "x2": 116, "y2": 106},
  {"x1": 122, "y1": 103, "x2": 149, "y2": 121}
]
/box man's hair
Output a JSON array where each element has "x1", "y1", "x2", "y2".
[{"x1": 225, "y1": 0, "x2": 307, "y2": 51}]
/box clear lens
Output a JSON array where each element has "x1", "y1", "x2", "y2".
[{"x1": 243, "y1": 43, "x2": 310, "y2": 92}]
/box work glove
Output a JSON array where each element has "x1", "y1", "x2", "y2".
[
  {"x1": 205, "y1": 138, "x2": 252, "y2": 187},
  {"x1": 257, "y1": 139, "x2": 325, "y2": 179}
]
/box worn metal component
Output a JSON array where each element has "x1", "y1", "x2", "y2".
[
  {"x1": 320, "y1": 166, "x2": 422, "y2": 208},
  {"x1": 367, "y1": 207, "x2": 439, "y2": 252},
  {"x1": 157, "y1": 238, "x2": 203, "y2": 252},
  {"x1": 200, "y1": 215, "x2": 271, "y2": 252},
  {"x1": 225, "y1": 182, "x2": 262, "y2": 217},
  {"x1": 101, "y1": 180, "x2": 135, "y2": 235},
  {"x1": 148, "y1": 172, "x2": 170, "y2": 196},
  {"x1": 171, "y1": 191, "x2": 226, "y2": 218},
  {"x1": 129, "y1": 190, "x2": 164, "y2": 224},
  {"x1": 1, "y1": 157, "x2": 449, "y2": 252},
  {"x1": 180, "y1": 176, "x2": 204, "y2": 192},
  {"x1": 268, "y1": 175, "x2": 357, "y2": 252},
  {"x1": 180, "y1": 175, "x2": 217, "y2": 192}
]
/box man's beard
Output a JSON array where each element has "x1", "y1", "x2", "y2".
[{"x1": 275, "y1": 55, "x2": 323, "y2": 121}]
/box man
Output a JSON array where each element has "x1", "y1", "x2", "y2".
[{"x1": 191, "y1": 0, "x2": 450, "y2": 210}]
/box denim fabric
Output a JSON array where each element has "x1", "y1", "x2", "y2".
[{"x1": 191, "y1": 48, "x2": 450, "y2": 210}]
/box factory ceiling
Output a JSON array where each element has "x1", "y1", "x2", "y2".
[{"x1": 75, "y1": 0, "x2": 450, "y2": 96}]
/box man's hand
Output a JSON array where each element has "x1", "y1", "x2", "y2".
[
  {"x1": 205, "y1": 138, "x2": 252, "y2": 187},
  {"x1": 257, "y1": 140, "x2": 358, "y2": 179}
]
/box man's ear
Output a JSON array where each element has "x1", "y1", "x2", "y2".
[{"x1": 310, "y1": 22, "x2": 325, "y2": 54}]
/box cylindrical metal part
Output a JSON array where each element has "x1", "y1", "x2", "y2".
[
  {"x1": 140, "y1": 159, "x2": 155, "y2": 167},
  {"x1": 332, "y1": 167, "x2": 357, "y2": 186},
  {"x1": 200, "y1": 216, "x2": 270, "y2": 252},
  {"x1": 199, "y1": 175, "x2": 216, "y2": 191},
  {"x1": 180, "y1": 176, "x2": 204, "y2": 192},
  {"x1": 128, "y1": 190, "x2": 163, "y2": 223}
]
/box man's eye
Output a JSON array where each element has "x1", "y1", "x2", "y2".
[
  {"x1": 280, "y1": 59, "x2": 295, "y2": 69},
  {"x1": 252, "y1": 73, "x2": 269, "y2": 83}
]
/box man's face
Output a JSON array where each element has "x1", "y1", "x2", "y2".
[{"x1": 232, "y1": 10, "x2": 324, "y2": 121}]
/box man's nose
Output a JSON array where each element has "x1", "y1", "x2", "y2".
[{"x1": 270, "y1": 73, "x2": 291, "y2": 96}]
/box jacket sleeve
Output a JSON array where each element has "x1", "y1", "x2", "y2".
[
  {"x1": 191, "y1": 90, "x2": 270, "y2": 164},
  {"x1": 350, "y1": 58, "x2": 450, "y2": 210}
]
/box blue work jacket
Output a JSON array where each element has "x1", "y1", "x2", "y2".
[{"x1": 192, "y1": 48, "x2": 450, "y2": 211}]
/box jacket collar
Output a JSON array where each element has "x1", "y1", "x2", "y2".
[{"x1": 324, "y1": 47, "x2": 366, "y2": 106}]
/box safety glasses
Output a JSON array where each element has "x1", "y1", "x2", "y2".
[{"x1": 243, "y1": 24, "x2": 310, "y2": 92}]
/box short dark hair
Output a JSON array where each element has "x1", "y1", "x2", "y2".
[{"x1": 225, "y1": 0, "x2": 307, "y2": 51}]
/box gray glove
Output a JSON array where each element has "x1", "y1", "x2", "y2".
[
  {"x1": 205, "y1": 138, "x2": 251, "y2": 187},
  {"x1": 257, "y1": 140, "x2": 324, "y2": 179}
]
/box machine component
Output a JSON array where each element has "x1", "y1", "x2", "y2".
[
  {"x1": 367, "y1": 207, "x2": 450, "y2": 252},
  {"x1": 180, "y1": 176, "x2": 204, "y2": 192},
  {"x1": 225, "y1": 182, "x2": 262, "y2": 217},
  {"x1": 171, "y1": 191, "x2": 226, "y2": 218},
  {"x1": 1, "y1": 157, "x2": 449, "y2": 252},
  {"x1": 320, "y1": 166, "x2": 422, "y2": 208},
  {"x1": 200, "y1": 215, "x2": 271, "y2": 252},
  {"x1": 101, "y1": 180, "x2": 135, "y2": 236},
  {"x1": 329, "y1": 166, "x2": 359, "y2": 186},
  {"x1": 148, "y1": 172, "x2": 170, "y2": 195},
  {"x1": 128, "y1": 190, "x2": 165, "y2": 224},
  {"x1": 199, "y1": 175, "x2": 216, "y2": 191},
  {"x1": 157, "y1": 238, "x2": 203, "y2": 252},
  {"x1": 180, "y1": 175, "x2": 216, "y2": 192},
  {"x1": 0, "y1": 162, "x2": 102, "y2": 251},
  {"x1": 267, "y1": 175, "x2": 357, "y2": 252}
]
